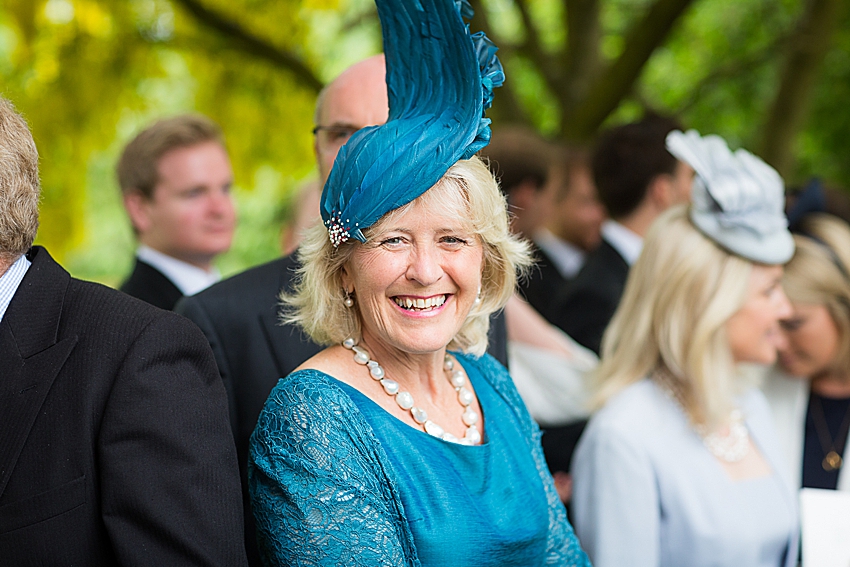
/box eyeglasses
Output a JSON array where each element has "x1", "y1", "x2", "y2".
[{"x1": 312, "y1": 125, "x2": 360, "y2": 149}]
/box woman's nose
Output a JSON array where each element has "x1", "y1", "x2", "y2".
[{"x1": 405, "y1": 245, "x2": 442, "y2": 285}]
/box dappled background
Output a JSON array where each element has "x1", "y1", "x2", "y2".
[{"x1": 1, "y1": 0, "x2": 847, "y2": 284}]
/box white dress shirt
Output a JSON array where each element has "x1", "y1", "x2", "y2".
[
  {"x1": 0, "y1": 254, "x2": 31, "y2": 323},
  {"x1": 600, "y1": 220, "x2": 643, "y2": 266},
  {"x1": 533, "y1": 228, "x2": 586, "y2": 280},
  {"x1": 136, "y1": 245, "x2": 221, "y2": 297}
]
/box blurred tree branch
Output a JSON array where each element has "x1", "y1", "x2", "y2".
[
  {"x1": 759, "y1": 0, "x2": 844, "y2": 176},
  {"x1": 562, "y1": 0, "x2": 695, "y2": 139},
  {"x1": 170, "y1": 0, "x2": 324, "y2": 92}
]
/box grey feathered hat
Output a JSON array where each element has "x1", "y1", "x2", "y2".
[{"x1": 666, "y1": 130, "x2": 794, "y2": 264}]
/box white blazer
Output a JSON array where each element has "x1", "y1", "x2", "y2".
[{"x1": 761, "y1": 369, "x2": 850, "y2": 491}]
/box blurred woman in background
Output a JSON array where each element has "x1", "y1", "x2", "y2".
[
  {"x1": 571, "y1": 130, "x2": 799, "y2": 567},
  {"x1": 764, "y1": 213, "x2": 850, "y2": 492}
]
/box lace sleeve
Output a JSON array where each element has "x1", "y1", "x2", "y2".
[
  {"x1": 248, "y1": 371, "x2": 420, "y2": 567},
  {"x1": 467, "y1": 353, "x2": 591, "y2": 566}
]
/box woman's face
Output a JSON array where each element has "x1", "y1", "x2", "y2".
[
  {"x1": 778, "y1": 302, "x2": 841, "y2": 378},
  {"x1": 725, "y1": 264, "x2": 793, "y2": 365},
  {"x1": 342, "y1": 196, "x2": 483, "y2": 356}
]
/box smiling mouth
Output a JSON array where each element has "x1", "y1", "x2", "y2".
[{"x1": 392, "y1": 295, "x2": 447, "y2": 311}]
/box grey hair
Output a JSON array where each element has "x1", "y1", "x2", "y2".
[{"x1": 0, "y1": 97, "x2": 40, "y2": 266}]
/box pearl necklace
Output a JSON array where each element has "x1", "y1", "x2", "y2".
[
  {"x1": 697, "y1": 409, "x2": 749, "y2": 463},
  {"x1": 343, "y1": 338, "x2": 482, "y2": 445},
  {"x1": 653, "y1": 370, "x2": 750, "y2": 463}
]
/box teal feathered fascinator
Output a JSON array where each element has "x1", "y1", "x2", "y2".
[{"x1": 320, "y1": 0, "x2": 504, "y2": 246}]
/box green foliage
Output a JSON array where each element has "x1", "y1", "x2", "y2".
[
  {"x1": 1, "y1": 0, "x2": 849, "y2": 287},
  {"x1": 796, "y1": 7, "x2": 850, "y2": 188},
  {"x1": 0, "y1": 0, "x2": 369, "y2": 283}
]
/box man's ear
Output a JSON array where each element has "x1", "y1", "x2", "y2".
[
  {"x1": 508, "y1": 179, "x2": 542, "y2": 211},
  {"x1": 647, "y1": 173, "x2": 675, "y2": 211},
  {"x1": 123, "y1": 191, "x2": 152, "y2": 234}
]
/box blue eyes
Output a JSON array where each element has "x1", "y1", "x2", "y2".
[{"x1": 378, "y1": 236, "x2": 469, "y2": 247}]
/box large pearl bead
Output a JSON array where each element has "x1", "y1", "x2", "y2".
[
  {"x1": 457, "y1": 387, "x2": 474, "y2": 406},
  {"x1": 381, "y1": 379, "x2": 399, "y2": 395},
  {"x1": 410, "y1": 407, "x2": 428, "y2": 424},
  {"x1": 450, "y1": 371, "x2": 466, "y2": 388},
  {"x1": 395, "y1": 391, "x2": 414, "y2": 410},
  {"x1": 424, "y1": 420, "x2": 444, "y2": 438},
  {"x1": 465, "y1": 426, "x2": 481, "y2": 444}
]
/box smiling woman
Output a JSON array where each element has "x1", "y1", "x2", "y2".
[
  {"x1": 288, "y1": 157, "x2": 519, "y2": 356},
  {"x1": 245, "y1": 0, "x2": 591, "y2": 565},
  {"x1": 249, "y1": 155, "x2": 593, "y2": 565}
]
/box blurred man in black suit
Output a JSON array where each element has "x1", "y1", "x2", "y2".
[
  {"x1": 552, "y1": 114, "x2": 694, "y2": 354},
  {"x1": 0, "y1": 98, "x2": 246, "y2": 566},
  {"x1": 119, "y1": 114, "x2": 236, "y2": 309}
]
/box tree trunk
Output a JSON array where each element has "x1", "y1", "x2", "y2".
[
  {"x1": 171, "y1": 0, "x2": 323, "y2": 92},
  {"x1": 758, "y1": 0, "x2": 843, "y2": 178},
  {"x1": 560, "y1": 0, "x2": 695, "y2": 141},
  {"x1": 562, "y1": 0, "x2": 602, "y2": 110}
]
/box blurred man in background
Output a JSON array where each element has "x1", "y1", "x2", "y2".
[
  {"x1": 0, "y1": 97, "x2": 246, "y2": 566},
  {"x1": 538, "y1": 148, "x2": 605, "y2": 279},
  {"x1": 176, "y1": 54, "x2": 390, "y2": 567},
  {"x1": 552, "y1": 114, "x2": 694, "y2": 354},
  {"x1": 118, "y1": 114, "x2": 236, "y2": 310}
]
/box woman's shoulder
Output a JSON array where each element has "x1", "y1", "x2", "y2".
[
  {"x1": 255, "y1": 368, "x2": 368, "y2": 444},
  {"x1": 267, "y1": 368, "x2": 348, "y2": 405},
  {"x1": 589, "y1": 379, "x2": 674, "y2": 439}
]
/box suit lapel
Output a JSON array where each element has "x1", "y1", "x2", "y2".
[
  {"x1": 258, "y1": 255, "x2": 321, "y2": 377},
  {"x1": 0, "y1": 247, "x2": 77, "y2": 497},
  {"x1": 0, "y1": 329, "x2": 76, "y2": 496}
]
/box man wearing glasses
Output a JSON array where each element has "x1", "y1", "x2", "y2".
[{"x1": 176, "y1": 54, "x2": 389, "y2": 567}]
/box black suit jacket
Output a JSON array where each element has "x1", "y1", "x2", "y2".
[
  {"x1": 518, "y1": 243, "x2": 571, "y2": 325},
  {"x1": 0, "y1": 247, "x2": 247, "y2": 566},
  {"x1": 550, "y1": 238, "x2": 629, "y2": 355},
  {"x1": 120, "y1": 258, "x2": 183, "y2": 310},
  {"x1": 176, "y1": 252, "x2": 509, "y2": 566}
]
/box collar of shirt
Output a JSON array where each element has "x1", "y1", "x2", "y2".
[
  {"x1": 136, "y1": 245, "x2": 221, "y2": 297},
  {"x1": 601, "y1": 220, "x2": 643, "y2": 266},
  {"x1": 0, "y1": 254, "x2": 32, "y2": 323},
  {"x1": 532, "y1": 228, "x2": 586, "y2": 279}
]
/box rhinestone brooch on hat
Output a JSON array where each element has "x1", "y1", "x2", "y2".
[
  {"x1": 325, "y1": 211, "x2": 351, "y2": 247},
  {"x1": 343, "y1": 338, "x2": 481, "y2": 445}
]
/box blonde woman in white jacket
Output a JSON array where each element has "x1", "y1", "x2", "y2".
[{"x1": 763, "y1": 213, "x2": 850, "y2": 492}]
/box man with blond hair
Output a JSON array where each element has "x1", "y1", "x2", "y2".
[
  {"x1": 0, "y1": 97, "x2": 247, "y2": 566},
  {"x1": 118, "y1": 114, "x2": 236, "y2": 309}
]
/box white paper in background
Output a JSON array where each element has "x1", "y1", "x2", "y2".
[{"x1": 800, "y1": 488, "x2": 850, "y2": 567}]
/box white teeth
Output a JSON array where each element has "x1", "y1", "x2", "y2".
[{"x1": 393, "y1": 295, "x2": 447, "y2": 310}]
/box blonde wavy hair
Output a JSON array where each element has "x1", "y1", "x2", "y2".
[
  {"x1": 782, "y1": 214, "x2": 850, "y2": 375},
  {"x1": 283, "y1": 155, "x2": 531, "y2": 356},
  {"x1": 0, "y1": 98, "x2": 40, "y2": 267},
  {"x1": 594, "y1": 205, "x2": 755, "y2": 428}
]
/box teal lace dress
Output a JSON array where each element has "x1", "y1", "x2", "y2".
[{"x1": 249, "y1": 352, "x2": 590, "y2": 566}]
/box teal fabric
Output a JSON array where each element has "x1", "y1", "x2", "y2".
[
  {"x1": 320, "y1": 0, "x2": 503, "y2": 245},
  {"x1": 249, "y1": 352, "x2": 590, "y2": 566}
]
